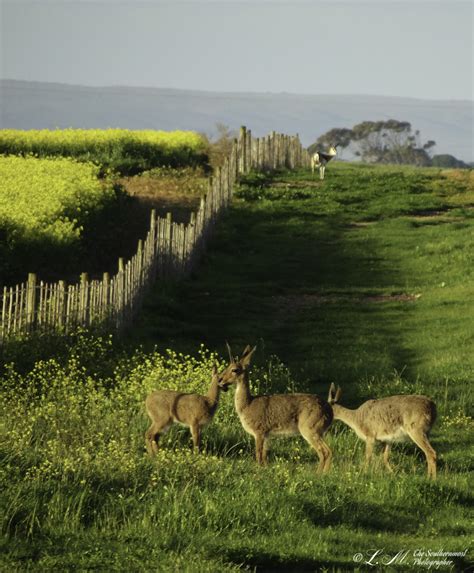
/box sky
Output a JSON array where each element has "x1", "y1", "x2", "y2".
[{"x1": 0, "y1": 0, "x2": 473, "y2": 101}]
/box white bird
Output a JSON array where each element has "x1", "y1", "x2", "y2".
[{"x1": 311, "y1": 145, "x2": 337, "y2": 180}]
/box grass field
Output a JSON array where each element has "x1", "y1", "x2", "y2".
[{"x1": 1, "y1": 163, "x2": 473, "y2": 571}]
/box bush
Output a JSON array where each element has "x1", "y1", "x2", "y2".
[{"x1": 431, "y1": 154, "x2": 469, "y2": 169}]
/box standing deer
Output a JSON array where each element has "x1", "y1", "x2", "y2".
[
  {"x1": 145, "y1": 364, "x2": 226, "y2": 455},
  {"x1": 327, "y1": 383, "x2": 437, "y2": 479},
  {"x1": 311, "y1": 145, "x2": 337, "y2": 179},
  {"x1": 218, "y1": 344, "x2": 333, "y2": 472}
]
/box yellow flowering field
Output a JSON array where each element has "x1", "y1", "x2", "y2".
[
  {"x1": 0, "y1": 155, "x2": 115, "y2": 245},
  {"x1": 0, "y1": 128, "x2": 209, "y2": 174}
]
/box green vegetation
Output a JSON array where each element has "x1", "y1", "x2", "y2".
[
  {"x1": 1, "y1": 163, "x2": 473, "y2": 571},
  {"x1": 0, "y1": 137, "x2": 209, "y2": 284},
  {"x1": 0, "y1": 129, "x2": 209, "y2": 175},
  {"x1": 0, "y1": 155, "x2": 118, "y2": 283},
  {"x1": 311, "y1": 120, "x2": 440, "y2": 167}
]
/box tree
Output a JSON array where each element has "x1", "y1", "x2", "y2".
[
  {"x1": 308, "y1": 128, "x2": 352, "y2": 156},
  {"x1": 431, "y1": 154, "x2": 468, "y2": 169},
  {"x1": 310, "y1": 120, "x2": 436, "y2": 166},
  {"x1": 204, "y1": 123, "x2": 238, "y2": 169},
  {"x1": 351, "y1": 120, "x2": 435, "y2": 165}
]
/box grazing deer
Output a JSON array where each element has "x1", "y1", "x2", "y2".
[
  {"x1": 145, "y1": 364, "x2": 226, "y2": 455},
  {"x1": 327, "y1": 383, "x2": 437, "y2": 479},
  {"x1": 311, "y1": 145, "x2": 337, "y2": 180},
  {"x1": 218, "y1": 344, "x2": 333, "y2": 472}
]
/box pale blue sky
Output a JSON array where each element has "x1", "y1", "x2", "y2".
[{"x1": 1, "y1": 0, "x2": 473, "y2": 100}]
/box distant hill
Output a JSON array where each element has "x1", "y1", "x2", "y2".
[{"x1": 1, "y1": 79, "x2": 472, "y2": 162}]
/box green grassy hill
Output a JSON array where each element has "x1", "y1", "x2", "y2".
[{"x1": 1, "y1": 163, "x2": 473, "y2": 572}]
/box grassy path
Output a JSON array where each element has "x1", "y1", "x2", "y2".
[{"x1": 134, "y1": 164, "x2": 474, "y2": 395}]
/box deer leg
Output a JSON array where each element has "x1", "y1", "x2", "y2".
[
  {"x1": 320, "y1": 165, "x2": 325, "y2": 180},
  {"x1": 190, "y1": 423, "x2": 201, "y2": 453},
  {"x1": 254, "y1": 434, "x2": 267, "y2": 465},
  {"x1": 315, "y1": 437, "x2": 332, "y2": 473},
  {"x1": 321, "y1": 439, "x2": 333, "y2": 473},
  {"x1": 145, "y1": 426, "x2": 159, "y2": 456},
  {"x1": 262, "y1": 437, "x2": 270, "y2": 465},
  {"x1": 313, "y1": 439, "x2": 329, "y2": 474},
  {"x1": 364, "y1": 438, "x2": 375, "y2": 471},
  {"x1": 383, "y1": 443, "x2": 394, "y2": 473},
  {"x1": 145, "y1": 421, "x2": 170, "y2": 456},
  {"x1": 407, "y1": 429, "x2": 437, "y2": 480},
  {"x1": 301, "y1": 431, "x2": 332, "y2": 473}
]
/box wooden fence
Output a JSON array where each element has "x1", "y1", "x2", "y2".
[{"x1": 0, "y1": 127, "x2": 310, "y2": 343}]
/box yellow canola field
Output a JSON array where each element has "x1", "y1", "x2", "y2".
[
  {"x1": 0, "y1": 155, "x2": 115, "y2": 245},
  {"x1": 0, "y1": 129, "x2": 208, "y2": 174}
]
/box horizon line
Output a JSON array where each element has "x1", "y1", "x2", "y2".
[{"x1": 1, "y1": 78, "x2": 472, "y2": 104}]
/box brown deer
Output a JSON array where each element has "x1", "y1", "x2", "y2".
[
  {"x1": 218, "y1": 344, "x2": 333, "y2": 472},
  {"x1": 145, "y1": 364, "x2": 226, "y2": 455},
  {"x1": 328, "y1": 383, "x2": 437, "y2": 479}
]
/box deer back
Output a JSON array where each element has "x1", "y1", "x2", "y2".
[{"x1": 238, "y1": 392, "x2": 333, "y2": 436}]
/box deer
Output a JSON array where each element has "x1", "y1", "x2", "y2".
[
  {"x1": 218, "y1": 344, "x2": 333, "y2": 472},
  {"x1": 311, "y1": 145, "x2": 337, "y2": 180},
  {"x1": 145, "y1": 364, "x2": 226, "y2": 455},
  {"x1": 327, "y1": 383, "x2": 437, "y2": 479}
]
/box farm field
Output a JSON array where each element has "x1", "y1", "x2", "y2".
[
  {"x1": 0, "y1": 147, "x2": 208, "y2": 286},
  {"x1": 0, "y1": 128, "x2": 209, "y2": 175},
  {"x1": 0, "y1": 155, "x2": 118, "y2": 284},
  {"x1": 1, "y1": 163, "x2": 473, "y2": 572}
]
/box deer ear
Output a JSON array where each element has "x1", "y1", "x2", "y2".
[
  {"x1": 225, "y1": 341, "x2": 234, "y2": 363},
  {"x1": 241, "y1": 345, "x2": 252, "y2": 357},
  {"x1": 212, "y1": 363, "x2": 218, "y2": 375},
  {"x1": 335, "y1": 385, "x2": 342, "y2": 402},
  {"x1": 241, "y1": 345, "x2": 257, "y2": 367},
  {"x1": 328, "y1": 383, "x2": 336, "y2": 402}
]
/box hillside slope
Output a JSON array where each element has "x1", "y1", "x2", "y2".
[{"x1": 1, "y1": 79, "x2": 472, "y2": 162}]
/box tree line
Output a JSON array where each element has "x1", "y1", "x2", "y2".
[{"x1": 310, "y1": 120, "x2": 470, "y2": 168}]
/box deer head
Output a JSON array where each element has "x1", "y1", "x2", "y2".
[{"x1": 218, "y1": 343, "x2": 257, "y2": 390}]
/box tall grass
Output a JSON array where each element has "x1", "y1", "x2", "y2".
[{"x1": 1, "y1": 336, "x2": 472, "y2": 571}]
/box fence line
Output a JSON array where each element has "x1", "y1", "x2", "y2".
[{"x1": 0, "y1": 127, "x2": 310, "y2": 343}]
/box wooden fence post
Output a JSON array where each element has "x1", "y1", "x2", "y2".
[
  {"x1": 79, "y1": 273, "x2": 89, "y2": 327},
  {"x1": 117, "y1": 258, "x2": 125, "y2": 330},
  {"x1": 246, "y1": 128, "x2": 252, "y2": 172},
  {"x1": 58, "y1": 280, "x2": 67, "y2": 330},
  {"x1": 102, "y1": 273, "x2": 110, "y2": 325},
  {"x1": 26, "y1": 273, "x2": 37, "y2": 332},
  {"x1": 239, "y1": 126, "x2": 247, "y2": 174},
  {"x1": 166, "y1": 212, "x2": 173, "y2": 277}
]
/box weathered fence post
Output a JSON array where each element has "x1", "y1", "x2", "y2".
[
  {"x1": 117, "y1": 258, "x2": 125, "y2": 330},
  {"x1": 26, "y1": 273, "x2": 37, "y2": 333},
  {"x1": 79, "y1": 273, "x2": 89, "y2": 327},
  {"x1": 58, "y1": 280, "x2": 67, "y2": 330},
  {"x1": 239, "y1": 126, "x2": 247, "y2": 174},
  {"x1": 246, "y1": 128, "x2": 252, "y2": 173},
  {"x1": 102, "y1": 273, "x2": 110, "y2": 325}
]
